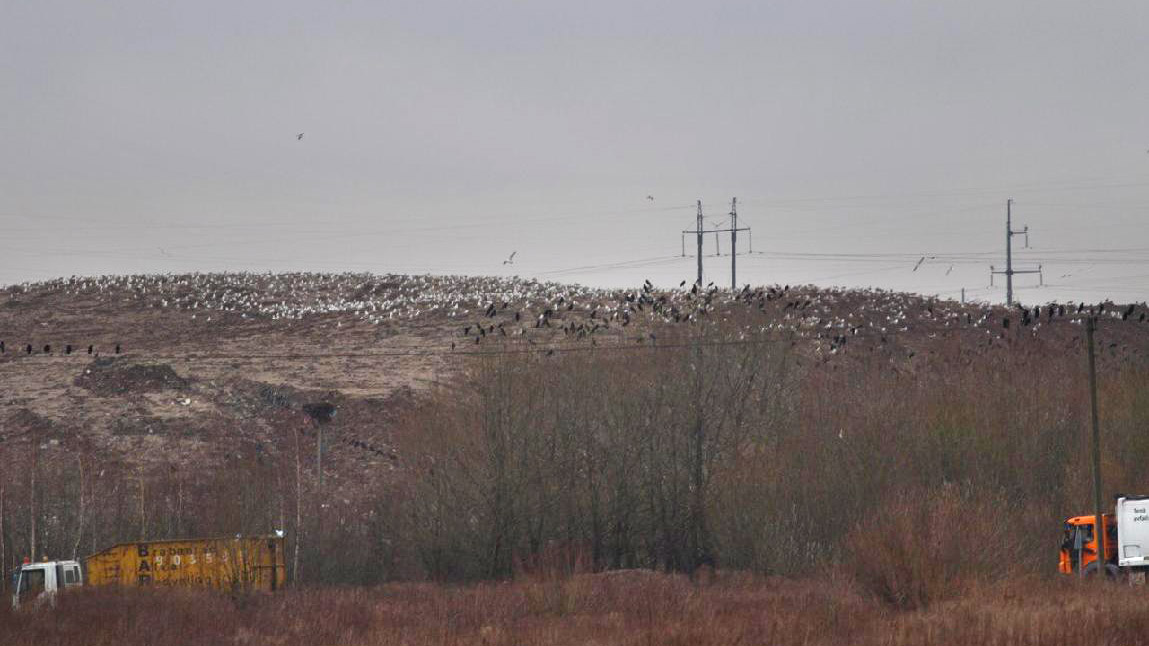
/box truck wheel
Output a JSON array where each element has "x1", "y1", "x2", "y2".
[{"x1": 1083, "y1": 562, "x2": 1120, "y2": 579}]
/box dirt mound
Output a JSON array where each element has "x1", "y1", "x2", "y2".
[
  {"x1": 1, "y1": 407, "x2": 53, "y2": 441},
  {"x1": 75, "y1": 358, "x2": 189, "y2": 396}
]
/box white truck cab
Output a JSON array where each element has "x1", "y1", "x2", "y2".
[{"x1": 10, "y1": 559, "x2": 84, "y2": 609}]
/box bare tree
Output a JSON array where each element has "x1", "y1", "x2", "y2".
[
  {"x1": 293, "y1": 422, "x2": 303, "y2": 585},
  {"x1": 71, "y1": 452, "x2": 86, "y2": 559}
]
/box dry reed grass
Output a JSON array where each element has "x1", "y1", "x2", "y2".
[{"x1": 3, "y1": 572, "x2": 1148, "y2": 646}]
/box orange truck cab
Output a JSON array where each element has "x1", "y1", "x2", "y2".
[
  {"x1": 1059, "y1": 514, "x2": 1117, "y2": 575},
  {"x1": 1060, "y1": 495, "x2": 1149, "y2": 578}
]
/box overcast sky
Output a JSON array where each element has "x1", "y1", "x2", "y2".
[{"x1": 3, "y1": 1, "x2": 1147, "y2": 304}]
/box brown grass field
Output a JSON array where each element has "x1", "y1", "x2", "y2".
[{"x1": 3, "y1": 571, "x2": 1149, "y2": 646}]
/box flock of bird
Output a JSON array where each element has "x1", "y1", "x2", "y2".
[
  {"x1": 6, "y1": 272, "x2": 1147, "y2": 359},
  {"x1": 0, "y1": 341, "x2": 120, "y2": 356},
  {"x1": 17, "y1": 272, "x2": 626, "y2": 326}
]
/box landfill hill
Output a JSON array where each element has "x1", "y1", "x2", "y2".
[{"x1": 1, "y1": 272, "x2": 1146, "y2": 501}]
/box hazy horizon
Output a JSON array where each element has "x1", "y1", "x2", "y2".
[{"x1": 4, "y1": 1, "x2": 1148, "y2": 304}]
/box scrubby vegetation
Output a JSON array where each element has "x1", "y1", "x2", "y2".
[{"x1": 5, "y1": 572, "x2": 1149, "y2": 646}]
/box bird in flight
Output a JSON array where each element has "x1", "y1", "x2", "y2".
[
  {"x1": 912, "y1": 256, "x2": 926, "y2": 272},
  {"x1": 646, "y1": 195, "x2": 655, "y2": 201},
  {"x1": 503, "y1": 251, "x2": 516, "y2": 265},
  {"x1": 296, "y1": 133, "x2": 305, "y2": 140}
]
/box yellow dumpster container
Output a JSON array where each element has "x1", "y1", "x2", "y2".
[{"x1": 85, "y1": 535, "x2": 286, "y2": 592}]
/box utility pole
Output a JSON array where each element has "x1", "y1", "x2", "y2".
[
  {"x1": 681, "y1": 198, "x2": 751, "y2": 289},
  {"x1": 990, "y1": 198, "x2": 1040, "y2": 306},
  {"x1": 1087, "y1": 316, "x2": 1106, "y2": 576},
  {"x1": 696, "y1": 200, "x2": 704, "y2": 286},
  {"x1": 730, "y1": 198, "x2": 738, "y2": 290}
]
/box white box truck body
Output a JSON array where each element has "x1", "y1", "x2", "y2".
[{"x1": 1116, "y1": 496, "x2": 1149, "y2": 569}]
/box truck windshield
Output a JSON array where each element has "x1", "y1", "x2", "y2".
[
  {"x1": 17, "y1": 568, "x2": 46, "y2": 600},
  {"x1": 1062, "y1": 523, "x2": 1094, "y2": 550}
]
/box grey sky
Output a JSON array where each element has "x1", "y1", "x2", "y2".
[{"x1": 3, "y1": 1, "x2": 1148, "y2": 304}]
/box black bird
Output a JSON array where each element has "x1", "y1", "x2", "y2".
[
  {"x1": 65, "y1": 345, "x2": 72, "y2": 355},
  {"x1": 26, "y1": 344, "x2": 32, "y2": 354},
  {"x1": 0, "y1": 341, "x2": 4, "y2": 353},
  {"x1": 1123, "y1": 304, "x2": 1135, "y2": 321},
  {"x1": 679, "y1": 280, "x2": 686, "y2": 288},
  {"x1": 43, "y1": 344, "x2": 51, "y2": 354},
  {"x1": 114, "y1": 344, "x2": 121, "y2": 354},
  {"x1": 87, "y1": 345, "x2": 94, "y2": 354}
]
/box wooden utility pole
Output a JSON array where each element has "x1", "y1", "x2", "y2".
[{"x1": 1087, "y1": 316, "x2": 1106, "y2": 574}]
